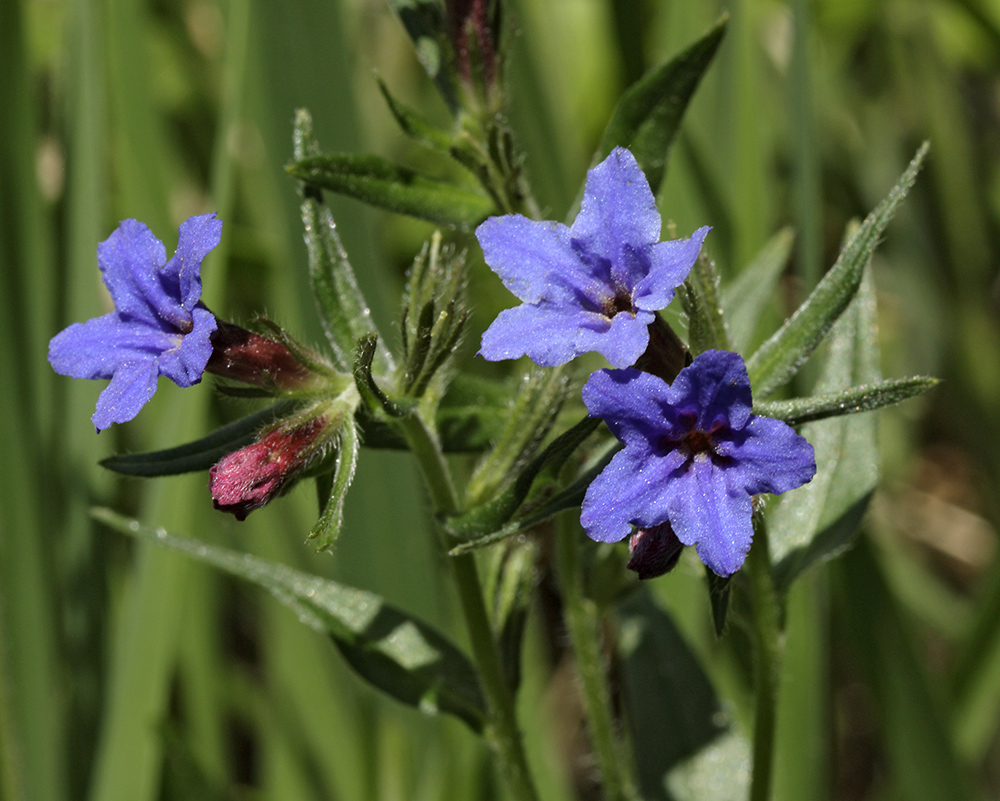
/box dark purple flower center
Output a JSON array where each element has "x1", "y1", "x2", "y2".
[
  {"x1": 659, "y1": 418, "x2": 730, "y2": 464},
  {"x1": 601, "y1": 287, "x2": 635, "y2": 318}
]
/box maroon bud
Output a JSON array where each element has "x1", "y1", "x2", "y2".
[
  {"x1": 210, "y1": 418, "x2": 328, "y2": 520},
  {"x1": 206, "y1": 319, "x2": 317, "y2": 391},
  {"x1": 627, "y1": 522, "x2": 684, "y2": 580},
  {"x1": 634, "y1": 315, "x2": 690, "y2": 384},
  {"x1": 446, "y1": 0, "x2": 499, "y2": 96}
]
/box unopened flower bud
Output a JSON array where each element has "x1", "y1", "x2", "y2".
[
  {"x1": 210, "y1": 417, "x2": 330, "y2": 520},
  {"x1": 446, "y1": 0, "x2": 501, "y2": 107},
  {"x1": 627, "y1": 522, "x2": 684, "y2": 580},
  {"x1": 206, "y1": 319, "x2": 319, "y2": 391}
]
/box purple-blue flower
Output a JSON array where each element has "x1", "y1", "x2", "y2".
[
  {"x1": 476, "y1": 147, "x2": 709, "y2": 368},
  {"x1": 580, "y1": 350, "x2": 816, "y2": 576},
  {"x1": 48, "y1": 214, "x2": 221, "y2": 431}
]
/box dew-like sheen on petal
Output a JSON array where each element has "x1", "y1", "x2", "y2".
[
  {"x1": 48, "y1": 215, "x2": 221, "y2": 431},
  {"x1": 580, "y1": 351, "x2": 816, "y2": 576}
]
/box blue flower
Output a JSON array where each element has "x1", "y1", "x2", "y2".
[
  {"x1": 476, "y1": 147, "x2": 709, "y2": 368},
  {"x1": 580, "y1": 350, "x2": 816, "y2": 576},
  {"x1": 48, "y1": 214, "x2": 221, "y2": 431}
]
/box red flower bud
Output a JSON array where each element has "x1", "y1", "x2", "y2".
[
  {"x1": 210, "y1": 418, "x2": 328, "y2": 520},
  {"x1": 627, "y1": 522, "x2": 684, "y2": 580},
  {"x1": 206, "y1": 319, "x2": 317, "y2": 391}
]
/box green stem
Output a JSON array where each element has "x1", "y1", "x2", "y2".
[
  {"x1": 557, "y1": 515, "x2": 637, "y2": 801},
  {"x1": 747, "y1": 524, "x2": 782, "y2": 801},
  {"x1": 398, "y1": 413, "x2": 540, "y2": 801}
]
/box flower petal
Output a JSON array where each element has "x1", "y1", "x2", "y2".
[
  {"x1": 479, "y1": 303, "x2": 606, "y2": 366},
  {"x1": 666, "y1": 457, "x2": 754, "y2": 576},
  {"x1": 570, "y1": 148, "x2": 661, "y2": 269},
  {"x1": 97, "y1": 220, "x2": 170, "y2": 327},
  {"x1": 164, "y1": 213, "x2": 222, "y2": 311},
  {"x1": 156, "y1": 306, "x2": 217, "y2": 387},
  {"x1": 583, "y1": 368, "x2": 685, "y2": 447},
  {"x1": 476, "y1": 215, "x2": 593, "y2": 305},
  {"x1": 92, "y1": 359, "x2": 160, "y2": 431},
  {"x1": 48, "y1": 313, "x2": 174, "y2": 380},
  {"x1": 719, "y1": 415, "x2": 817, "y2": 495},
  {"x1": 668, "y1": 350, "x2": 753, "y2": 430},
  {"x1": 575, "y1": 309, "x2": 654, "y2": 368},
  {"x1": 581, "y1": 448, "x2": 674, "y2": 543},
  {"x1": 634, "y1": 226, "x2": 710, "y2": 311}
]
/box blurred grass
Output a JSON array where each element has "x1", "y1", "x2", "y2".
[{"x1": 3, "y1": 0, "x2": 1000, "y2": 799}]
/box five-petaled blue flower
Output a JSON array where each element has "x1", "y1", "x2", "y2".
[
  {"x1": 476, "y1": 147, "x2": 710, "y2": 368},
  {"x1": 48, "y1": 214, "x2": 221, "y2": 431},
  {"x1": 580, "y1": 350, "x2": 816, "y2": 576}
]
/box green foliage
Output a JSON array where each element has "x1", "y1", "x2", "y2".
[
  {"x1": 6, "y1": 1, "x2": 1000, "y2": 800},
  {"x1": 288, "y1": 152, "x2": 496, "y2": 229},
  {"x1": 95, "y1": 509, "x2": 488, "y2": 732}
]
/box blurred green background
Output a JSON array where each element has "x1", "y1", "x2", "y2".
[{"x1": 3, "y1": 0, "x2": 1000, "y2": 799}]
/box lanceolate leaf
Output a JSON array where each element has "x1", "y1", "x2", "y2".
[
  {"x1": 769, "y1": 267, "x2": 882, "y2": 593},
  {"x1": 448, "y1": 439, "x2": 619, "y2": 555},
  {"x1": 681, "y1": 251, "x2": 730, "y2": 355},
  {"x1": 722, "y1": 227, "x2": 794, "y2": 353},
  {"x1": 293, "y1": 110, "x2": 392, "y2": 374},
  {"x1": 386, "y1": 0, "x2": 458, "y2": 113},
  {"x1": 444, "y1": 416, "x2": 602, "y2": 540},
  {"x1": 377, "y1": 76, "x2": 455, "y2": 152},
  {"x1": 747, "y1": 142, "x2": 929, "y2": 398},
  {"x1": 100, "y1": 401, "x2": 298, "y2": 476},
  {"x1": 596, "y1": 15, "x2": 728, "y2": 194},
  {"x1": 308, "y1": 421, "x2": 359, "y2": 552},
  {"x1": 754, "y1": 376, "x2": 938, "y2": 427},
  {"x1": 93, "y1": 509, "x2": 487, "y2": 732},
  {"x1": 288, "y1": 153, "x2": 495, "y2": 229}
]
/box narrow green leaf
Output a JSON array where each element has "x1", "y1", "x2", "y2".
[
  {"x1": 94, "y1": 508, "x2": 488, "y2": 732},
  {"x1": 293, "y1": 110, "x2": 392, "y2": 375},
  {"x1": 754, "y1": 376, "x2": 938, "y2": 427},
  {"x1": 288, "y1": 153, "x2": 495, "y2": 229},
  {"x1": 769, "y1": 267, "x2": 881, "y2": 593},
  {"x1": 444, "y1": 416, "x2": 602, "y2": 540},
  {"x1": 448, "y1": 439, "x2": 619, "y2": 555},
  {"x1": 722, "y1": 227, "x2": 794, "y2": 353},
  {"x1": 376, "y1": 76, "x2": 455, "y2": 152},
  {"x1": 746, "y1": 142, "x2": 929, "y2": 397},
  {"x1": 706, "y1": 570, "x2": 732, "y2": 638},
  {"x1": 358, "y1": 372, "x2": 514, "y2": 452},
  {"x1": 385, "y1": 0, "x2": 458, "y2": 113},
  {"x1": 619, "y1": 590, "x2": 729, "y2": 800},
  {"x1": 681, "y1": 251, "x2": 730, "y2": 355},
  {"x1": 99, "y1": 402, "x2": 298, "y2": 476},
  {"x1": 482, "y1": 538, "x2": 538, "y2": 691},
  {"x1": 464, "y1": 366, "x2": 569, "y2": 507},
  {"x1": 352, "y1": 334, "x2": 413, "y2": 419},
  {"x1": 596, "y1": 15, "x2": 728, "y2": 194},
  {"x1": 308, "y1": 421, "x2": 359, "y2": 552}
]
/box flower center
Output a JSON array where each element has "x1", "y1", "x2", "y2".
[
  {"x1": 659, "y1": 420, "x2": 730, "y2": 464},
  {"x1": 601, "y1": 287, "x2": 635, "y2": 318}
]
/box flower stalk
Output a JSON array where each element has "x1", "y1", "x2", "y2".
[
  {"x1": 396, "y1": 411, "x2": 540, "y2": 801},
  {"x1": 557, "y1": 514, "x2": 638, "y2": 801},
  {"x1": 747, "y1": 521, "x2": 782, "y2": 801}
]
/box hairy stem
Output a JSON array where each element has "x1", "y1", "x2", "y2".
[
  {"x1": 398, "y1": 412, "x2": 540, "y2": 801},
  {"x1": 748, "y1": 524, "x2": 782, "y2": 801},
  {"x1": 557, "y1": 514, "x2": 638, "y2": 801}
]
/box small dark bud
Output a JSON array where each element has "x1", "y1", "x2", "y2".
[
  {"x1": 446, "y1": 0, "x2": 500, "y2": 106},
  {"x1": 210, "y1": 417, "x2": 330, "y2": 520},
  {"x1": 206, "y1": 319, "x2": 318, "y2": 391},
  {"x1": 634, "y1": 315, "x2": 690, "y2": 383},
  {"x1": 627, "y1": 522, "x2": 684, "y2": 580}
]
